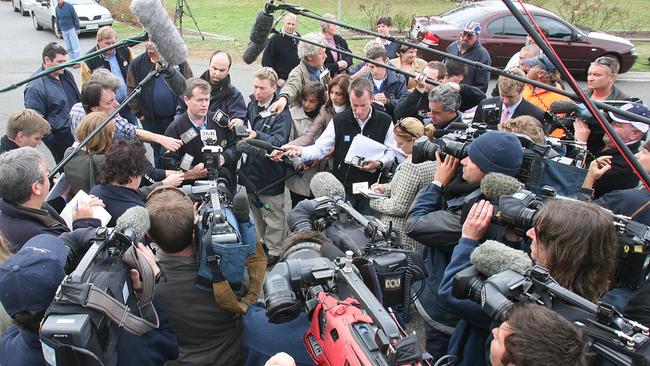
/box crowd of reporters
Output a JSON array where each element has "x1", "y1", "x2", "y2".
[{"x1": 0, "y1": 13, "x2": 649, "y2": 366}]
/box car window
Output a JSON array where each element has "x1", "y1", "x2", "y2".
[
  {"x1": 491, "y1": 16, "x2": 527, "y2": 36},
  {"x1": 534, "y1": 16, "x2": 574, "y2": 40}
]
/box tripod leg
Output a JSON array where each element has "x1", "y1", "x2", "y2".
[
  {"x1": 182, "y1": 0, "x2": 204, "y2": 40},
  {"x1": 174, "y1": 0, "x2": 184, "y2": 35}
]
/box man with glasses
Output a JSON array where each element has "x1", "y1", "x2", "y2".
[
  {"x1": 24, "y1": 42, "x2": 79, "y2": 163},
  {"x1": 163, "y1": 78, "x2": 239, "y2": 182},
  {"x1": 445, "y1": 21, "x2": 492, "y2": 93}
]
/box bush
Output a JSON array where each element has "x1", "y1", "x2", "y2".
[
  {"x1": 392, "y1": 10, "x2": 414, "y2": 34},
  {"x1": 358, "y1": 0, "x2": 390, "y2": 31}
]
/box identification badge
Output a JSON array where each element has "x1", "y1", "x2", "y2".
[
  {"x1": 179, "y1": 153, "x2": 194, "y2": 171},
  {"x1": 352, "y1": 182, "x2": 369, "y2": 195},
  {"x1": 200, "y1": 129, "x2": 218, "y2": 143},
  {"x1": 259, "y1": 110, "x2": 273, "y2": 118},
  {"x1": 180, "y1": 128, "x2": 198, "y2": 144},
  {"x1": 344, "y1": 135, "x2": 351, "y2": 142},
  {"x1": 319, "y1": 69, "x2": 330, "y2": 81}
]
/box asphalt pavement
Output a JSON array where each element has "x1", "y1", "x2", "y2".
[{"x1": 1, "y1": 0, "x2": 649, "y2": 166}]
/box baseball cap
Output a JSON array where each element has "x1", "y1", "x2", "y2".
[
  {"x1": 522, "y1": 54, "x2": 557, "y2": 72},
  {"x1": 608, "y1": 102, "x2": 650, "y2": 133},
  {"x1": 0, "y1": 234, "x2": 67, "y2": 317},
  {"x1": 462, "y1": 21, "x2": 481, "y2": 36}
]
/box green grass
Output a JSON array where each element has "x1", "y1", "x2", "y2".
[
  {"x1": 109, "y1": 0, "x2": 650, "y2": 72},
  {"x1": 631, "y1": 41, "x2": 650, "y2": 72}
]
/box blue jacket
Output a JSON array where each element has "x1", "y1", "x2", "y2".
[
  {"x1": 55, "y1": 1, "x2": 79, "y2": 32},
  {"x1": 240, "y1": 94, "x2": 292, "y2": 196},
  {"x1": 405, "y1": 184, "x2": 462, "y2": 330},
  {"x1": 446, "y1": 40, "x2": 492, "y2": 93},
  {"x1": 595, "y1": 188, "x2": 650, "y2": 226},
  {"x1": 361, "y1": 68, "x2": 408, "y2": 119},
  {"x1": 0, "y1": 325, "x2": 45, "y2": 366},
  {"x1": 175, "y1": 70, "x2": 247, "y2": 120},
  {"x1": 439, "y1": 237, "x2": 493, "y2": 366},
  {"x1": 24, "y1": 67, "x2": 80, "y2": 132}
]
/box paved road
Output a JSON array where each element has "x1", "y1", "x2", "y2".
[{"x1": 1, "y1": 0, "x2": 649, "y2": 164}]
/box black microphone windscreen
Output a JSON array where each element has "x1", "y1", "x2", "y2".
[
  {"x1": 116, "y1": 206, "x2": 151, "y2": 243},
  {"x1": 550, "y1": 100, "x2": 578, "y2": 114},
  {"x1": 480, "y1": 173, "x2": 523, "y2": 201},
  {"x1": 320, "y1": 242, "x2": 346, "y2": 261},
  {"x1": 309, "y1": 172, "x2": 346, "y2": 199},
  {"x1": 470, "y1": 240, "x2": 532, "y2": 277},
  {"x1": 161, "y1": 66, "x2": 187, "y2": 96},
  {"x1": 130, "y1": 0, "x2": 187, "y2": 66},
  {"x1": 242, "y1": 10, "x2": 274, "y2": 64},
  {"x1": 246, "y1": 139, "x2": 275, "y2": 153},
  {"x1": 232, "y1": 190, "x2": 250, "y2": 223},
  {"x1": 236, "y1": 140, "x2": 266, "y2": 159}
]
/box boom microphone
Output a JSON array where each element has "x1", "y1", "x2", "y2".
[
  {"x1": 130, "y1": 0, "x2": 187, "y2": 66},
  {"x1": 470, "y1": 240, "x2": 532, "y2": 277},
  {"x1": 550, "y1": 100, "x2": 579, "y2": 115},
  {"x1": 232, "y1": 190, "x2": 251, "y2": 223},
  {"x1": 115, "y1": 206, "x2": 151, "y2": 243},
  {"x1": 480, "y1": 172, "x2": 523, "y2": 201},
  {"x1": 246, "y1": 139, "x2": 284, "y2": 153},
  {"x1": 309, "y1": 172, "x2": 346, "y2": 199},
  {"x1": 236, "y1": 140, "x2": 266, "y2": 159},
  {"x1": 242, "y1": 3, "x2": 275, "y2": 64}
]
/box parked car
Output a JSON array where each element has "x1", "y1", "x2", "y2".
[
  {"x1": 31, "y1": 0, "x2": 113, "y2": 36},
  {"x1": 410, "y1": 1, "x2": 637, "y2": 75},
  {"x1": 12, "y1": 0, "x2": 38, "y2": 16}
]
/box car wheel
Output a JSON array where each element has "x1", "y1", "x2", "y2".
[
  {"x1": 20, "y1": 1, "x2": 28, "y2": 16},
  {"x1": 12, "y1": 0, "x2": 19, "y2": 12},
  {"x1": 33, "y1": 13, "x2": 43, "y2": 30},
  {"x1": 52, "y1": 18, "x2": 62, "y2": 39}
]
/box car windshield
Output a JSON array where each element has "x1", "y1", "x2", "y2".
[
  {"x1": 440, "y1": 4, "x2": 487, "y2": 27},
  {"x1": 67, "y1": 0, "x2": 96, "y2": 5}
]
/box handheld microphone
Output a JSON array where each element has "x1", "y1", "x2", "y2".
[
  {"x1": 130, "y1": 0, "x2": 188, "y2": 66},
  {"x1": 155, "y1": 61, "x2": 187, "y2": 96},
  {"x1": 480, "y1": 173, "x2": 523, "y2": 201},
  {"x1": 232, "y1": 190, "x2": 251, "y2": 223},
  {"x1": 246, "y1": 139, "x2": 285, "y2": 153},
  {"x1": 115, "y1": 206, "x2": 151, "y2": 243},
  {"x1": 236, "y1": 140, "x2": 267, "y2": 159},
  {"x1": 242, "y1": 2, "x2": 275, "y2": 64},
  {"x1": 470, "y1": 240, "x2": 532, "y2": 277},
  {"x1": 309, "y1": 172, "x2": 346, "y2": 199},
  {"x1": 550, "y1": 100, "x2": 579, "y2": 115}
]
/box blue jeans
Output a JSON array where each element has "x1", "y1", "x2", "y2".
[{"x1": 61, "y1": 28, "x2": 80, "y2": 61}]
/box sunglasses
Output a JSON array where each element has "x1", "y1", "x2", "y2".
[
  {"x1": 396, "y1": 119, "x2": 420, "y2": 139},
  {"x1": 593, "y1": 57, "x2": 617, "y2": 73}
]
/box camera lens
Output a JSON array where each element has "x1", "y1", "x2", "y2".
[{"x1": 412, "y1": 136, "x2": 440, "y2": 164}]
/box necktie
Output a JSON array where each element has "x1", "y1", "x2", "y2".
[{"x1": 500, "y1": 105, "x2": 509, "y2": 124}]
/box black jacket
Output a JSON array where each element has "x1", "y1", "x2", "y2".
[
  {"x1": 0, "y1": 199, "x2": 100, "y2": 253},
  {"x1": 594, "y1": 188, "x2": 650, "y2": 226},
  {"x1": 84, "y1": 45, "x2": 132, "y2": 80},
  {"x1": 240, "y1": 95, "x2": 293, "y2": 196},
  {"x1": 593, "y1": 141, "x2": 641, "y2": 198},
  {"x1": 472, "y1": 96, "x2": 545, "y2": 125},
  {"x1": 324, "y1": 34, "x2": 353, "y2": 77},
  {"x1": 262, "y1": 31, "x2": 301, "y2": 80},
  {"x1": 0, "y1": 136, "x2": 18, "y2": 154},
  {"x1": 445, "y1": 40, "x2": 492, "y2": 93},
  {"x1": 126, "y1": 52, "x2": 192, "y2": 120},
  {"x1": 89, "y1": 183, "x2": 144, "y2": 227}
]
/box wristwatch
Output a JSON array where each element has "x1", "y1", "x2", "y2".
[{"x1": 432, "y1": 180, "x2": 443, "y2": 188}]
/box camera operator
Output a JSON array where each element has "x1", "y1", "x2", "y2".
[
  {"x1": 163, "y1": 77, "x2": 239, "y2": 182},
  {"x1": 579, "y1": 139, "x2": 650, "y2": 225},
  {"x1": 472, "y1": 69, "x2": 545, "y2": 126},
  {"x1": 574, "y1": 102, "x2": 649, "y2": 198},
  {"x1": 405, "y1": 131, "x2": 523, "y2": 361},
  {"x1": 489, "y1": 302, "x2": 587, "y2": 366},
  {"x1": 0, "y1": 147, "x2": 103, "y2": 252},
  {"x1": 439, "y1": 197, "x2": 616, "y2": 366},
  {"x1": 0, "y1": 234, "x2": 178, "y2": 366},
  {"x1": 146, "y1": 189, "x2": 263, "y2": 365},
  {"x1": 242, "y1": 230, "x2": 332, "y2": 366}
]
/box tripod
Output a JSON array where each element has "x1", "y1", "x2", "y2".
[{"x1": 174, "y1": 0, "x2": 204, "y2": 40}]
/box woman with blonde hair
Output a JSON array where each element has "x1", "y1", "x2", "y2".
[
  {"x1": 370, "y1": 117, "x2": 436, "y2": 251},
  {"x1": 64, "y1": 112, "x2": 183, "y2": 195}
]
